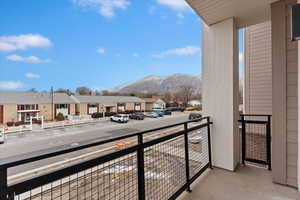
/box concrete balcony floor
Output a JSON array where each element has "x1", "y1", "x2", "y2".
[{"x1": 180, "y1": 166, "x2": 299, "y2": 200}]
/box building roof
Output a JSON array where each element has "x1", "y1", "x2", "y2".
[
  {"x1": 0, "y1": 92, "x2": 79, "y2": 104},
  {"x1": 75, "y1": 95, "x2": 145, "y2": 104},
  {"x1": 143, "y1": 98, "x2": 165, "y2": 104},
  {"x1": 143, "y1": 98, "x2": 157, "y2": 103}
]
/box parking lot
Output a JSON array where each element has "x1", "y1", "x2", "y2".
[{"x1": 0, "y1": 113, "x2": 191, "y2": 178}]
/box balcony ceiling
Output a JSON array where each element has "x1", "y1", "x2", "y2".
[{"x1": 186, "y1": 0, "x2": 279, "y2": 28}]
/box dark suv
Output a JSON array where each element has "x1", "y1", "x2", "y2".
[
  {"x1": 129, "y1": 113, "x2": 145, "y2": 120},
  {"x1": 188, "y1": 112, "x2": 202, "y2": 120}
]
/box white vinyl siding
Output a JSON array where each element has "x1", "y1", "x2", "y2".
[
  {"x1": 246, "y1": 5, "x2": 298, "y2": 187},
  {"x1": 286, "y1": 0, "x2": 298, "y2": 187},
  {"x1": 244, "y1": 21, "x2": 272, "y2": 115}
]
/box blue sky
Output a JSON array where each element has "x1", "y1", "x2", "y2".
[{"x1": 0, "y1": 0, "x2": 243, "y2": 92}]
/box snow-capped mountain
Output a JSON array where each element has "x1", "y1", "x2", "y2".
[{"x1": 112, "y1": 73, "x2": 202, "y2": 94}]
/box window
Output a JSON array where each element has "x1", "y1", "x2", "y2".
[
  {"x1": 135, "y1": 103, "x2": 141, "y2": 111},
  {"x1": 17, "y1": 104, "x2": 38, "y2": 110},
  {"x1": 117, "y1": 103, "x2": 125, "y2": 112},
  {"x1": 56, "y1": 104, "x2": 68, "y2": 109}
]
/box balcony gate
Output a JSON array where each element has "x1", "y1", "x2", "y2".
[{"x1": 239, "y1": 114, "x2": 272, "y2": 170}]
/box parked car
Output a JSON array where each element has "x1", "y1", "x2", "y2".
[
  {"x1": 166, "y1": 107, "x2": 185, "y2": 112},
  {"x1": 189, "y1": 112, "x2": 202, "y2": 120},
  {"x1": 155, "y1": 111, "x2": 164, "y2": 117},
  {"x1": 110, "y1": 114, "x2": 129, "y2": 123},
  {"x1": 152, "y1": 107, "x2": 164, "y2": 112},
  {"x1": 0, "y1": 131, "x2": 4, "y2": 144},
  {"x1": 129, "y1": 113, "x2": 145, "y2": 120},
  {"x1": 145, "y1": 112, "x2": 159, "y2": 118},
  {"x1": 162, "y1": 110, "x2": 172, "y2": 115}
]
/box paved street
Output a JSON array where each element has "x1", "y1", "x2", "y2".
[{"x1": 0, "y1": 114, "x2": 189, "y2": 177}]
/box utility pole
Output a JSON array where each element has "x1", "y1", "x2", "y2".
[{"x1": 51, "y1": 86, "x2": 54, "y2": 121}]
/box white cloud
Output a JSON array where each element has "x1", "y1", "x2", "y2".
[
  {"x1": 25, "y1": 73, "x2": 40, "y2": 79},
  {"x1": 97, "y1": 47, "x2": 106, "y2": 54},
  {"x1": 155, "y1": 0, "x2": 189, "y2": 11},
  {"x1": 0, "y1": 34, "x2": 52, "y2": 52},
  {"x1": 73, "y1": 0, "x2": 130, "y2": 18},
  {"x1": 153, "y1": 46, "x2": 200, "y2": 58},
  {"x1": 133, "y1": 52, "x2": 139, "y2": 57},
  {"x1": 0, "y1": 81, "x2": 24, "y2": 90},
  {"x1": 6, "y1": 54, "x2": 51, "y2": 64},
  {"x1": 148, "y1": 6, "x2": 156, "y2": 15},
  {"x1": 177, "y1": 13, "x2": 184, "y2": 19}
]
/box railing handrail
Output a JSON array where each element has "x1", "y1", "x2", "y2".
[
  {"x1": 1, "y1": 117, "x2": 213, "y2": 200},
  {"x1": 0, "y1": 117, "x2": 210, "y2": 169},
  {"x1": 240, "y1": 114, "x2": 272, "y2": 117}
]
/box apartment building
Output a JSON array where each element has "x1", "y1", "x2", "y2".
[
  {"x1": 74, "y1": 95, "x2": 146, "y2": 115},
  {"x1": 0, "y1": 93, "x2": 146, "y2": 124},
  {"x1": 0, "y1": 92, "x2": 78, "y2": 124}
]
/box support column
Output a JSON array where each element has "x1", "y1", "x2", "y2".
[{"x1": 202, "y1": 18, "x2": 239, "y2": 171}]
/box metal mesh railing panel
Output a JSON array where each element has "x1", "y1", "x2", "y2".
[
  {"x1": 14, "y1": 152, "x2": 138, "y2": 200},
  {"x1": 245, "y1": 123, "x2": 267, "y2": 162},
  {"x1": 144, "y1": 135, "x2": 186, "y2": 200},
  {"x1": 188, "y1": 128, "x2": 209, "y2": 178}
]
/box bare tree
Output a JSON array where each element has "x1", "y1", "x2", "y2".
[
  {"x1": 175, "y1": 85, "x2": 194, "y2": 107},
  {"x1": 76, "y1": 87, "x2": 92, "y2": 95},
  {"x1": 55, "y1": 88, "x2": 73, "y2": 96},
  {"x1": 28, "y1": 88, "x2": 38, "y2": 92}
]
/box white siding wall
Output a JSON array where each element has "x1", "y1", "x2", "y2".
[
  {"x1": 246, "y1": 0, "x2": 298, "y2": 187},
  {"x1": 286, "y1": 0, "x2": 298, "y2": 187},
  {"x1": 244, "y1": 21, "x2": 272, "y2": 115}
]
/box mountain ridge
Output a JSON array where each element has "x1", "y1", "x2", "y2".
[{"x1": 111, "y1": 73, "x2": 202, "y2": 94}]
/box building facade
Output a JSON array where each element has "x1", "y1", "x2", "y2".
[
  {"x1": 74, "y1": 95, "x2": 146, "y2": 115},
  {"x1": 0, "y1": 92, "x2": 78, "y2": 124},
  {"x1": 0, "y1": 93, "x2": 146, "y2": 124}
]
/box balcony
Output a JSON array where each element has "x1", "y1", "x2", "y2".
[{"x1": 0, "y1": 116, "x2": 298, "y2": 200}]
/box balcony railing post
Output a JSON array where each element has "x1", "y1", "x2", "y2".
[
  {"x1": 266, "y1": 115, "x2": 272, "y2": 170},
  {"x1": 183, "y1": 122, "x2": 192, "y2": 192},
  {"x1": 0, "y1": 167, "x2": 8, "y2": 200},
  {"x1": 207, "y1": 117, "x2": 213, "y2": 169},
  {"x1": 241, "y1": 115, "x2": 246, "y2": 165},
  {"x1": 137, "y1": 134, "x2": 146, "y2": 200}
]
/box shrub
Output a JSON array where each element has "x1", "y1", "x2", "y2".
[
  {"x1": 32, "y1": 119, "x2": 42, "y2": 124},
  {"x1": 14, "y1": 121, "x2": 26, "y2": 126},
  {"x1": 56, "y1": 113, "x2": 65, "y2": 121},
  {"x1": 7, "y1": 122, "x2": 14, "y2": 127}
]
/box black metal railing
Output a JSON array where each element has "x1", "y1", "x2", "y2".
[
  {"x1": 239, "y1": 114, "x2": 271, "y2": 170},
  {"x1": 0, "y1": 117, "x2": 212, "y2": 200}
]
